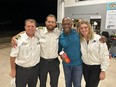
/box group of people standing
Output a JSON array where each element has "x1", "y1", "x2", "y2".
[{"x1": 10, "y1": 14, "x2": 109, "y2": 87}]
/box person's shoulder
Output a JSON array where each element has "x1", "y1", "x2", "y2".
[
  {"x1": 72, "y1": 28, "x2": 76, "y2": 31},
  {"x1": 93, "y1": 34, "x2": 102, "y2": 43},
  {"x1": 54, "y1": 27, "x2": 61, "y2": 36},
  {"x1": 72, "y1": 28, "x2": 77, "y2": 33},
  {"x1": 17, "y1": 33, "x2": 28, "y2": 46},
  {"x1": 72, "y1": 28, "x2": 79, "y2": 36},
  {"x1": 36, "y1": 27, "x2": 44, "y2": 31},
  {"x1": 59, "y1": 31, "x2": 64, "y2": 39},
  {"x1": 54, "y1": 27, "x2": 60, "y2": 32},
  {"x1": 16, "y1": 33, "x2": 25, "y2": 40},
  {"x1": 94, "y1": 33, "x2": 101, "y2": 38},
  {"x1": 20, "y1": 32, "x2": 27, "y2": 37},
  {"x1": 36, "y1": 27, "x2": 46, "y2": 36}
]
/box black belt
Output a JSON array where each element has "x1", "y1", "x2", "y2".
[
  {"x1": 40, "y1": 57, "x2": 58, "y2": 62},
  {"x1": 16, "y1": 63, "x2": 39, "y2": 70}
]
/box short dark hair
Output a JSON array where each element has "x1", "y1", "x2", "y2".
[
  {"x1": 25, "y1": 19, "x2": 37, "y2": 26},
  {"x1": 46, "y1": 14, "x2": 57, "y2": 21}
]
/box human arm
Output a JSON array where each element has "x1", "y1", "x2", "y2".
[
  {"x1": 11, "y1": 31, "x2": 25, "y2": 47},
  {"x1": 10, "y1": 57, "x2": 16, "y2": 78},
  {"x1": 58, "y1": 44, "x2": 62, "y2": 55},
  {"x1": 58, "y1": 42, "x2": 66, "y2": 62},
  {"x1": 58, "y1": 35, "x2": 63, "y2": 55},
  {"x1": 58, "y1": 36, "x2": 64, "y2": 59},
  {"x1": 10, "y1": 41, "x2": 19, "y2": 78},
  {"x1": 99, "y1": 35, "x2": 107, "y2": 43},
  {"x1": 99, "y1": 42, "x2": 109, "y2": 80}
]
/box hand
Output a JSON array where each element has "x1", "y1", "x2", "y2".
[
  {"x1": 9, "y1": 70, "x2": 16, "y2": 78},
  {"x1": 59, "y1": 55, "x2": 64, "y2": 60},
  {"x1": 99, "y1": 71, "x2": 105, "y2": 80},
  {"x1": 99, "y1": 36, "x2": 107, "y2": 43},
  {"x1": 11, "y1": 37, "x2": 17, "y2": 48}
]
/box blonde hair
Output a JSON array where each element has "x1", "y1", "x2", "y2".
[{"x1": 78, "y1": 20, "x2": 95, "y2": 41}]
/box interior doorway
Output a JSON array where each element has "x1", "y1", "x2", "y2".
[{"x1": 90, "y1": 19, "x2": 101, "y2": 34}]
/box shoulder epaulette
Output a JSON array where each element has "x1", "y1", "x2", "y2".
[{"x1": 15, "y1": 35, "x2": 21, "y2": 40}]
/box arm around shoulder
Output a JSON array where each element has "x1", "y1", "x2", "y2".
[{"x1": 11, "y1": 31, "x2": 25, "y2": 47}]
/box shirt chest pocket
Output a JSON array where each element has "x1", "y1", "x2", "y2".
[
  {"x1": 33, "y1": 41, "x2": 40, "y2": 51},
  {"x1": 19, "y1": 44, "x2": 30, "y2": 57}
]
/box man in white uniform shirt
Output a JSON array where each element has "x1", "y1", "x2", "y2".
[
  {"x1": 10, "y1": 19, "x2": 40, "y2": 87},
  {"x1": 11, "y1": 14, "x2": 61, "y2": 87},
  {"x1": 36, "y1": 14, "x2": 60, "y2": 87}
]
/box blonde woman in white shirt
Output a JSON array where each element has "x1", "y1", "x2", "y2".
[{"x1": 78, "y1": 20, "x2": 109, "y2": 87}]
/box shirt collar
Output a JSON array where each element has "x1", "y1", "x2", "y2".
[
  {"x1": 43, "y1": 27, "x2": 58, "y2": 34},
  {"x1": 43, "y1": 27, "x2": 48, "y2": 33},
  {"x1": 63, "y1": 28, "x2": 76, "y2": 36},
  {"x1": 21, "y1": 32, "x2": 35, "y2": 40}
]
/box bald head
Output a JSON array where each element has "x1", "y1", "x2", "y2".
[
  {"x1": 62, "y1": 17, "x2": 72, "y2": 23},
  {"x1": 62, "y1": 17, "x2": 72, "y2": 34}
]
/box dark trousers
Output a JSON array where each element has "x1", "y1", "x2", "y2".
[
  {"x1": 39, "y1": 57, "x2": 60, "y2": 87},
  {"x1": 16, "y1": 63, "x2": 39, "y2": 87},
  {"x1": 83, "y1": 63, "x2": 101, "y2": 87}
]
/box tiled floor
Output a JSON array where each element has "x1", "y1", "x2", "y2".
[{"x1": 0, "y1": 43, "x2": 116, "y2": 87}]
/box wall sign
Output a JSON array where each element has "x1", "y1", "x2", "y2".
[{"x1": 105, "y1": 2, "x2": 116, "y2": 29}]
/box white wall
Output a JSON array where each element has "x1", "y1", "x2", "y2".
[
  {"x1": 57, "y1": 0, "x2": 116, "y2": 34},
  {"x1": 65, "y1": 0, "x2": 116, "y2": 7},
  {"x1": 57, "y1": 0, "x2": 116, "y2": 22}
]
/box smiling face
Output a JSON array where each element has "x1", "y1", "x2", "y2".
[
  {"x1": 78, "y1": 20, "x2": 94, "y2": 40},
  {"x1": 79, "y1": 23, "x2": 89, "y2": 37},
  {"x1": 62, "y1": 17, "x2": 72, "y2": 34},
  {"x1": 24, "y1": 19, "x2": 36, "y2": 37},
  {"x1": 45, "y1": 14, "x2": 57, "y2": 32}
]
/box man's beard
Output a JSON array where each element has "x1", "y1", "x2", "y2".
[
  {"x1": 47, "y1": 26, "x2": 55, "y2": 31},
  {"x1": 47, "y1": 28, "x2": 54, "y2": 31}
]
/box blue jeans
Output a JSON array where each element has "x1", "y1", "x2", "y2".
[{"x1": 63, "y1": 65, "x2": 82, "y2": 87}]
